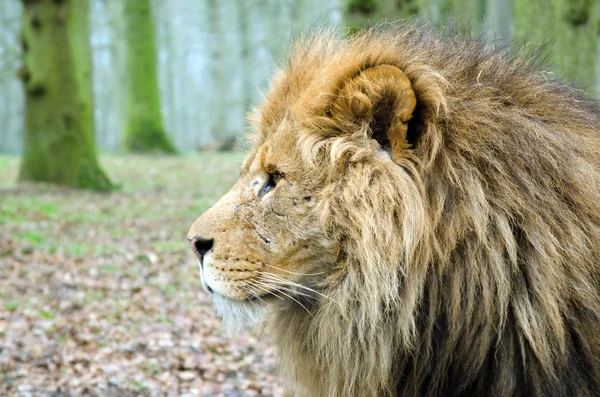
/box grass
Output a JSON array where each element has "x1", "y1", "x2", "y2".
[
  {"x1": 5, "y1": 300, "x2": 19, "y2": 311},
  {"x1": 98, "y1": 264, "x2": 120, "y2": 273},
  {"x1": 0, "y1": 152, "x2": 245, "y2": 258}
]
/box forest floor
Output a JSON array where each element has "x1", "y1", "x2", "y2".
[{"x1": 0, "y1": 153, "x2": 286, "y2": 397}]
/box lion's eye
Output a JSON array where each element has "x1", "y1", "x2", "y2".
[{"x1": 258, "y1": 171, "x2": 283, "y2": 198}]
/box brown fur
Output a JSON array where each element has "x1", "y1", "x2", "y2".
[{"x1": 188, "y1": 24, "x2": 600, "y2": 396}]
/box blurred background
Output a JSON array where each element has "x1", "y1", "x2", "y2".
[{"x1": 0, "y1": 0, "x2": 598, "y2": 396}]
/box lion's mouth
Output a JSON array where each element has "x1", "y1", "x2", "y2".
[{"x1": 205, "y1": 282, "x2": 280, "y2": 302}]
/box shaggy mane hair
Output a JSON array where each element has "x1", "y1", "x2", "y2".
[{"x1": 260, "y1": 24, "x2": 600, "y2": 396}]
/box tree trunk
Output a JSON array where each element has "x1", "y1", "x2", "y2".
[
  {"x1": 207, "y1": 0, "x2": 226, "y2": 148},
  {"x1": 417, "y1": 0, "x2": 484, "y2": 31},
  {"x1": 345, "y1": 0, "x2": 420, "y2": 32},
  {"x1": 513, "y1": 0, "x2": 597, "y2": 91},
  {"x1": 597, "y1": 0, "x2": 600, "y2": 95},
  {"x1": 0, "y1": 0, "x2": 24, "y2": 154},
  {"x1": 123, "y1": 0, "x2": 175, "y2": 153},
  {"x1": 19, "y1": 0, "x2": 111, "y2": 190},
  {"x1": 486, "y1": 0, "x2": 512, "y2": 41},
  {"x1": 213, "y1": 0, "x2": 243, "y2": 150}
]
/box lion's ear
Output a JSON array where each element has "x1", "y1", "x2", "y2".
[{"x1": 331, "y1": 65, "x2": 417, "y2": 162}]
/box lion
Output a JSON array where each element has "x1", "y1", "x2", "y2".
[{"x1": 188, "y1": 24, "x2": 600, "y2": 397}]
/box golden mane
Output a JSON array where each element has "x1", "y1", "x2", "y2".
[{"x1": 257, "y1": 24, "x2": 600, "y2": 396}]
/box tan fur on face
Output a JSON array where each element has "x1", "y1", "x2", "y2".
[{"x1": 189, "y1": 24, "x2": 600, "y2": 396}]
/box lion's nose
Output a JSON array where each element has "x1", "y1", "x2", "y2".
[{"x1": 189, "y1": 237, "x2": 214, "y2": 267}]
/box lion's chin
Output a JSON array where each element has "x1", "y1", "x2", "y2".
[{"x1": 212, "y1": 294, "x2": 270, "y2": 332}]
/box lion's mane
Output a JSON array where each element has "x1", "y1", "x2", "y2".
[{"x1": 260, "y1": 25, "x2": 600, "y2": 397}]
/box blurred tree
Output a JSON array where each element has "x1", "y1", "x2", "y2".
[
  {"x1": 207, "y1": 0, "x2": 227, "y2": 149},
  {"x1": 345, "y1": 0, "x2": 420, "y2": 31},
  {"x1": 90, "y1": 0, "x2": 127, "y2": 152},
  {"x1": 513, "y1": 0, "x2": 597, "y2": 90},
  {"x1": 18, "y1": 0, "x2": 111, "y2": 190},
  {"x1": 418, "y1": 0, "x2": 485, "y2": 30},
  {"x1": 345, "y1": 0, "x2": 488, "y2": 32},
  {"x1": 123, "y1": 0, "x2": 175, "y2": 153},
  {"x1": 485, "y1": 0, "x2": 511, "y2": 40},
  {"x1": 0, "y1": 0, "x2": 24, "y2": 154}
]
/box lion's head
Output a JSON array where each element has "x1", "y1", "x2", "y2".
[
  {"x1": 189, "y1": 25, "x2": 600, "y2": 397},
  {"x1": 187, "y1": 60, "x2": 418, "y2": 331}
]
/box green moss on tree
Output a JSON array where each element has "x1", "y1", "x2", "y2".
[
  {"x1": 18, "y1": 0, "x2": 112, "y2": 191},
  {"x1": 563, "y1": 0, "x2": 594, "y2": 26},
  {"x1": 345, "y1": 0, "x2": 420, "y2": 33},
  {"x1": 346, "y1": 0, "x2": 378, "y2": 15},
  {"x1": 123, "y1": 0, "x2": 175, "y2": 153}
]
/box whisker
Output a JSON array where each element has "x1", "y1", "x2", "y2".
[
  {"x1": 259, "y1": 272, "x2": 324, "y2": 295},
  {"x1": 251, "y1": 282, "x2": 284, "y2": 300},
  {"x1": 256, "y1": 280, "x2": 317, "y2": 301},
  {"x1": 258, "y1": 272, "x2": 344, "y2": 310},
  {"x1": 254, "y1": 280, "x2": 315, "y2": 315},
  {"x1": 253, "y1": 283, "x2": 290, "y2": 305},
  {"x1": 245, "y1": 284, "x2": 267, "y2": 304},
  {"x1": 258, "y1": 282, "x2": 314, "y2": 318},
  {"x1": 262, "y1": 262, "x2": 324, "y2": 276},
  {"x1": 231, "y1": 281, "x2": 249, "y2": 300},
  {"x1": 258, "y1": 271, "x2": 343, "y2": 308}
]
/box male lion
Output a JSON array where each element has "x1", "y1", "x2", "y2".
[{"x1": 188, "y1": 25, "x2": 600, "y2": 397}]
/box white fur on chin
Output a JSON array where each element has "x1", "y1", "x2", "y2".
[{"x1": 212, "y1": 294, "x2": 269, "y2": 332}]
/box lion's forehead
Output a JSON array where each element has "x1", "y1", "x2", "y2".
[{"x1": 243, "y1": 127, "x2": 303, "y2": 178}]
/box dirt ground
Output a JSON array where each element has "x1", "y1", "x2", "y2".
[{"x1": 0, "y1": 153, "x2": 286, "y2": 397}]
